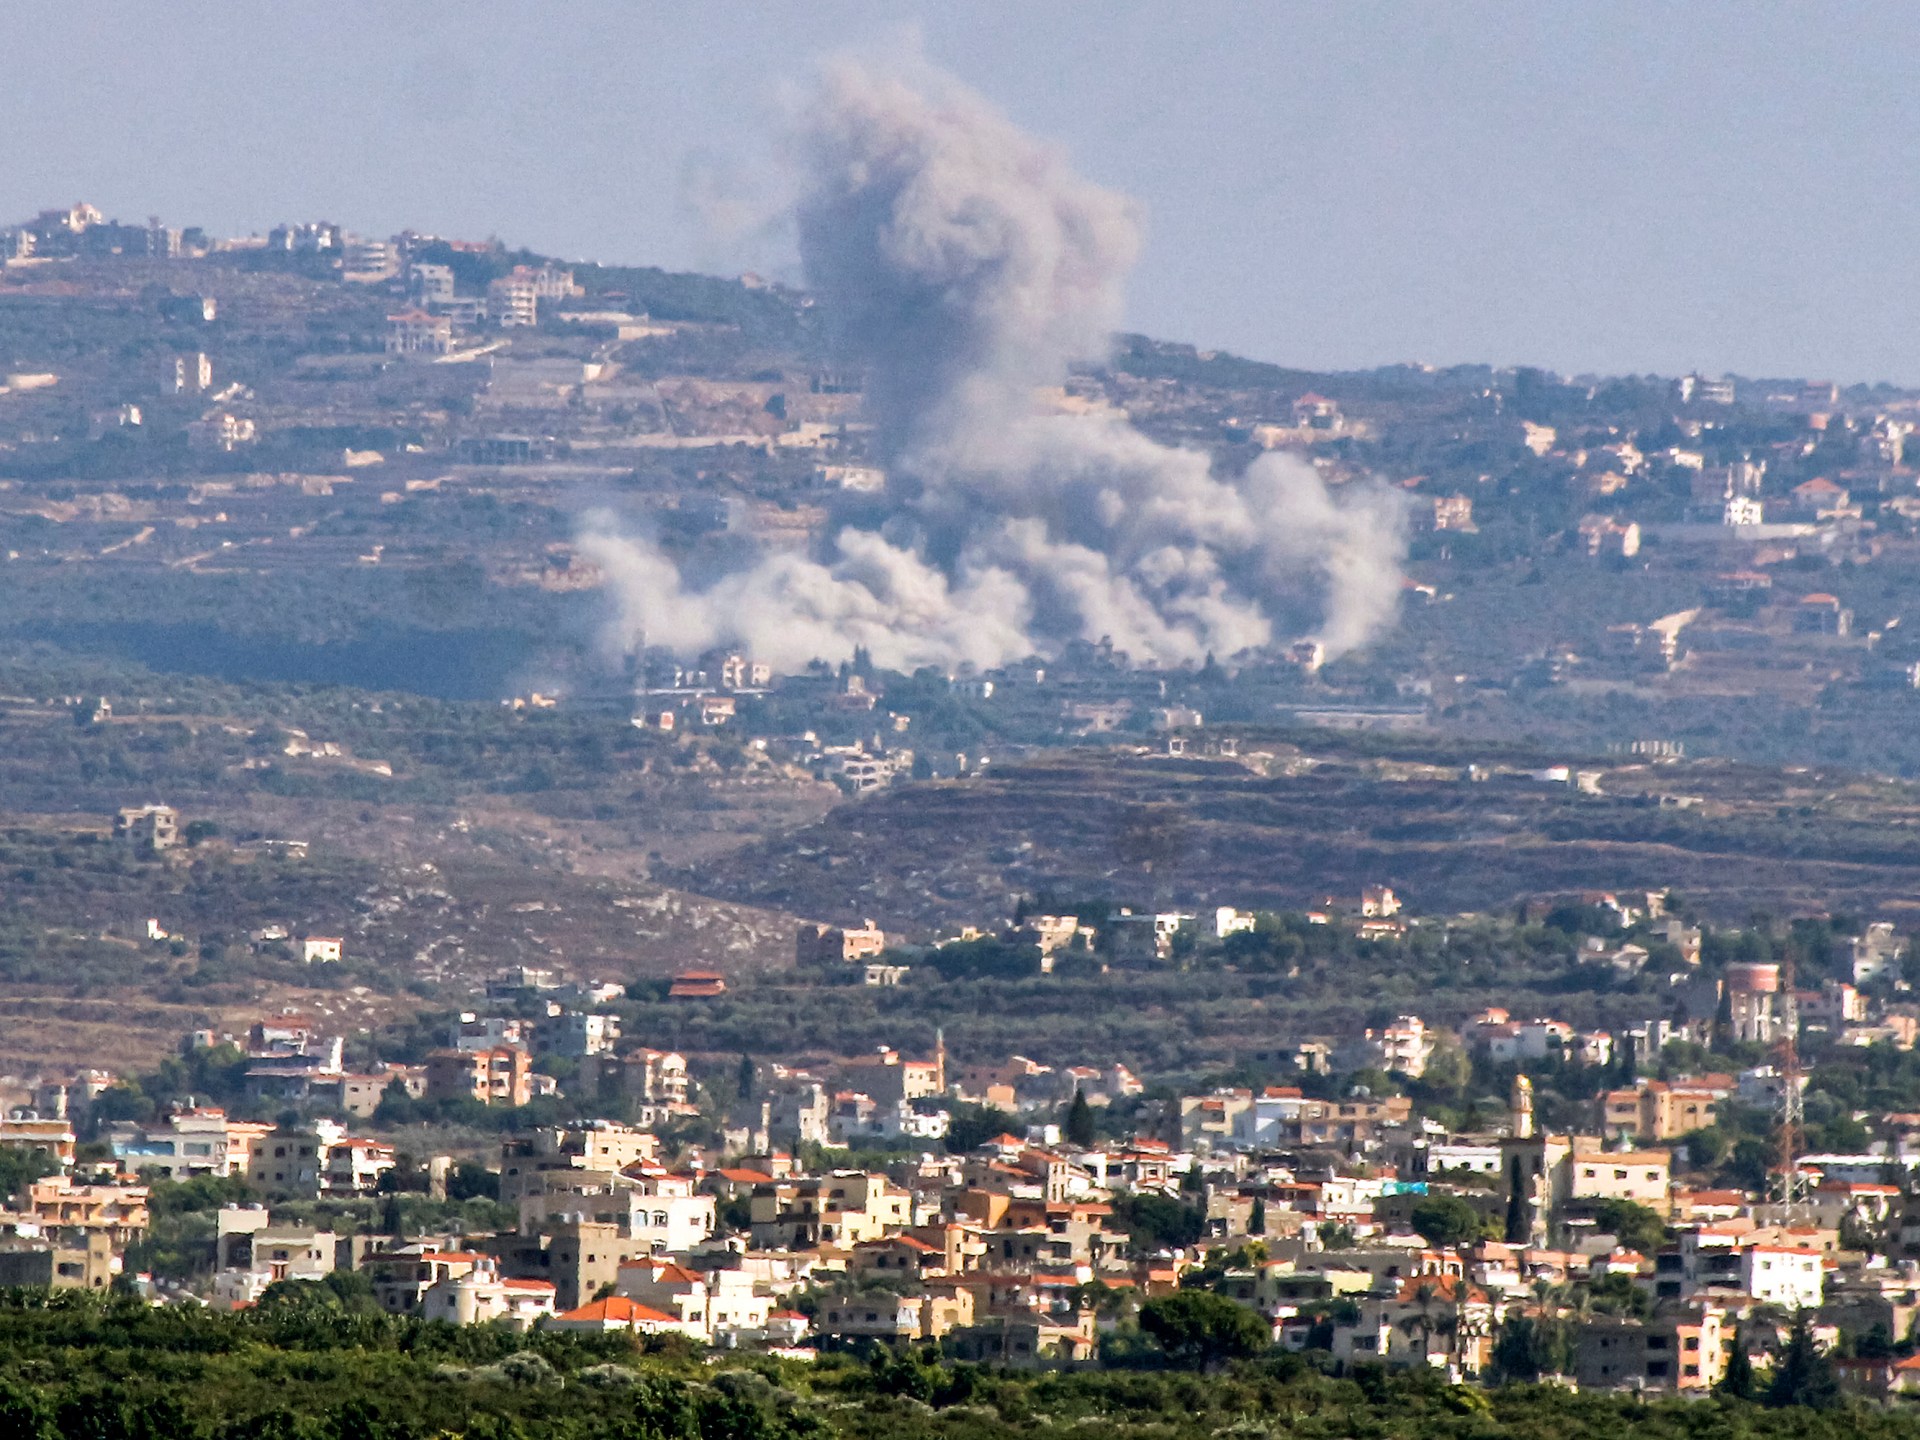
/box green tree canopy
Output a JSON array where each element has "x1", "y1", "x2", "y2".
[
  {"x1": 1409, "y1": 1193, "x2": 1486, "y2": 1248},
  {"x1": 1066, "y1": 1089, "x2": 1096, "y2": 1147},
  {"x1": 1591, "y1": 1198, "x2": 1667, "y2": 1256},
  {"x1": 1137, "y1": 1291, "x2": 1271, "y2": 1369}
]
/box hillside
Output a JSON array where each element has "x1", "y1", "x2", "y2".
[{"x1": 679, "y1": 737, "x2": 1920, "y2": 932}]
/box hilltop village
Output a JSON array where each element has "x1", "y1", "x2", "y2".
[{"x1": 10, "y1": 199, "x2": 1920, "y2": 775}]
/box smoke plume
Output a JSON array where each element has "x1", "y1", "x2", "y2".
[{"x1": 584, "y1": 57, "x2": 1407, "y2": 673}]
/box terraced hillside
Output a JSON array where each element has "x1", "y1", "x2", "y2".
[{"x1": 680, "y1": 740, "x2": 1920, "y2": 932}]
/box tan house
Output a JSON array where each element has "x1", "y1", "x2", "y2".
[
  {"x1": 749, "y1": 1171, "x2": 913, "y2": 1250},
  {"x1": 816, "y1": 1285, "x2": 974, "y2": 1347},
  {"x1": 1569, "y1": 1147, "x2": 1672, "y2": 1214},
  {"x1": 425, "y1": 1046, "x2": 531, "y2": 1107}
]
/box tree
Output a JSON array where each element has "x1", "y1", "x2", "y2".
[
  {"x1": 1490, "y1": 1315, "x2": 1567, "y2": 1381},
  {"x1": 1591, "y1": 1198, "x2": 1666, "y2": 1256},
  {"x1": 1421, "y1": 1042, "x2": 1472, "y2": 1097},
  {"x1": 1248, "y1": 1197, "x2": 1266, "y2": 1236},
  {"x1": 737, "y1": 1053, "x2": 756, "y2": 1104},
  {"x1": 446, "y1": 1161, "x2": 498, "y2": 1202},
  {"x1": 1504, "y1": 1173, "x2": 1528, "y2": 1244},
  {"x1": 1717, "y1": 1328, "x2": 1755, "y2": 1399},
  {"x1": 1409, "y1": 1194, "x2": 1485, "y2": 1248},
  {"x1": 1112, "y1": 1192, "x2": 1206, "y2": 1252},
  {"x1": 0, "y1": 1147, "x2": 57, "y2": 1207},
  {"x1": 1138, "y1": 1291, "x2": 1271, "y2": 1369},
  {"x1": 944, "y1": 1103, "x2": 1016, "y2": 1155},
  {"x1": 1857, "y1": 1321, "x2": 1896, "y2": 1361},
  {"x1": 1765, "y1": 1312, "x2": 1839, "y2": 1409},
  {"x1": 1065, "y1": 1089, "x2": 1096, "y2": 1148}
]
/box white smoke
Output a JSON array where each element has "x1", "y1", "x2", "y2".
[{"x1": 585, "y1": 56, "x2": 1407, "y2": 674}]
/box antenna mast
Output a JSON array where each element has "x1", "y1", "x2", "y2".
[{"x1": 1773, "y1": 948, "x2": 1806, "y2": 1209}]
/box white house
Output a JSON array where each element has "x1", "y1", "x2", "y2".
[
  {"x1": 420, "y1": 1259, "x2": 555, "y2": 1331},
  {"x1": 614, "y1": 1258, "x2": 771, "y2": 1343}
]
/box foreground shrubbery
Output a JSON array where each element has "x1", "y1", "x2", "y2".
[{"x1": 0, "y1": 1291, "x2": 1909, "y2": 1439}]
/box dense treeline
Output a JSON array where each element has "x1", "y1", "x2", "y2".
[{"x1": 0, "y1": 1292, "x2": 1910, "y2": 1439}]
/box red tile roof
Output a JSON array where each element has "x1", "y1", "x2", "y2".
[{"x1": 555, "y1": 1295, "x2": 676, "y2": 1325}]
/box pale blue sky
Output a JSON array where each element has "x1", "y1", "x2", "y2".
[{"x1": 8, "y1": 3, "x2": 1920, "y2": 383}]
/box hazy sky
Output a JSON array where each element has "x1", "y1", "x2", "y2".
[{"x1": 9, "y1": 4, "x2": 1920, "y2": 384}]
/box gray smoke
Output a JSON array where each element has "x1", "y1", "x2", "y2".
[{"x1": 584, "y1": 56, "x2": 1407, "y2": 673}]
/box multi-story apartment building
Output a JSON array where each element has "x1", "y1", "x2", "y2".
[{"x1": 425, "y1": 1047, "x2": 531, "y2": 1107}]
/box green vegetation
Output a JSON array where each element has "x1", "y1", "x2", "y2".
[
  {"x1": 1409, "y1": 1194, "x2": 1493, "y2": 1248},
  {"x1": 0, "y1": 1294, "x2": 1893, "y2": 1438}
]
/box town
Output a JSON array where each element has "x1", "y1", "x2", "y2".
[{"x1": 0, "y1": 865, "x2": 1908, "y2": 1405}]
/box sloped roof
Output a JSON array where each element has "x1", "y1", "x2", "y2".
[{"x1": 555, "y1": 1295, "x2": 676, "y2": 1324}]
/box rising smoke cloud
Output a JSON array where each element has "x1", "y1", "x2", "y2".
[{"x1": 582, "y1": 56, "x2": 1408, "y2": 673}]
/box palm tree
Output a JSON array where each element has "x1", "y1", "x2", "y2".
[{"x1": 1399, "y1": 1281, "x2": 1450, "y2": 1365}]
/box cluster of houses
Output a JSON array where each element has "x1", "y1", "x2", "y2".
[
  {"x1": 8, "y1": 878, "x2": 1920, "y2": 1392},
  {"x1": 1146, "y1": 1057, "x2": 1920, "y2": 1395},
  {"x1": 16, "y1": 1047, "x2": 1920, "y2": 1393}
]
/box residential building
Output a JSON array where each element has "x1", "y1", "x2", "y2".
[
  {"x1": 1727, "y1": 963, "x2": 1781, "y2": 1044},
  {"x1": 487, "y1": 273, "x2": 539, "y2": 326},
  {"x1": 0, "y1": 1114, "x2": 77, "y2": 1171},
  {"x1": 1853, "y1": 923, "x2": 1908, "y2": 985},
  {"x1": 1337, "y1": 1016, "x2": 1436, "y2": 1078},
  {"x1": 1794, "y1": 593, "x2": 1853, "y2": 637},
  {"x1": 108, "y1": 1108, "x2": 241, "y2": 1179},
  {"x1": 113, "y1": 804, "x2": 178, "y2": 852},
  {"x1": 408, "y1": 263, "x2": 456, "y2": 305},
  {"x1": 615, "y1": 1258, "x2": 772, "y2": 1342},
  {"x1": 816, "y1": 1287, "x2": 975, "y2": 1348},
  {"x1": 420, "y1": 1259, "x2": 555, "y2": 1330},
  {"x1": 25, "y1": 1176, "x2": 148, "y2": 1246},
  {"x1": 1600, "y1": 1077, "x2": 1730, "y2": 1142},
  {"x1": 159, "y1": 352, "x2": 212, "y2": 395},
  {"x1": 425, "y1": 1046, "x2": 531, "y2": 1107},
  {"x1": 1106, "y1": 910, "x2": 1194, "y2": 964},
  {"x1": 366, "y1": 1247, "x2": 484, "y2": 1316},
  {"x1": 547, "y1": 1294, "x2": 680, "y2": 1334},
  {"x1": 796, "y1": 921, "x2": 887, "y2": 966},
  {"x1": 185, "y1": 412, "x2": 257, "y2": 451},
  {"x1": 0, "y1": 1234, "x2": 113, "y2": 1292},
  {"x1": 544, "y1": 1012, "x2": 621, "y2": 1058},
  {"x1": 321, "y1": 1138, "x2": 395, "y2": 1197},
  {"x1": 1668, "y1": 1228, "x2": 1825, "y2": 1308},
  {"x1": 1568, "y1": 1147, "x2": 1671, "y2": 1213},
  {"x1": 516, "y1": 1169, "x2": 715, "y2": 1258},
  {"x1": 384, "y1": 309, "x2": 452, "y2": 356},
  {"x1": 1431, "y1": 494, "x2": 1475, "y2": 531},
  {"x1": 748, "y1": 1171, "x2": 914, "y2": 1249},
  {"x1": 246, "y1": 1126, "x2": 328, "y2": 1198},
  {"x1": 1574, "y1": 1308, "x2": 1727, "y2": 1393},
  {"x1": 498, "y1": 1123, "x2": 661, "y2": 1204}
]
